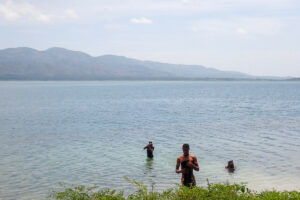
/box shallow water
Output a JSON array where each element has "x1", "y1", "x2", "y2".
[{"x1": 0, "y1": 81, "x2": 300, "y2": 199}]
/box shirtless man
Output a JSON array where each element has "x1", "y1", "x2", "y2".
[
  {"x1": 144, "y1": 141, "x2": 154, "y2": 158},
  {"x1": 176, "y1": 144, "x2": 199, "y2": 187}
]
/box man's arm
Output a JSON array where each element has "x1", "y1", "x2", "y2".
[
  {"x1": 144, "y1": 144, "x2": 149, "y2": 150},
  {"x1": 176, "y1": 157, "x2": 182, "y2": 173},
  {"x1": 192, "y1": 156, "x2": 199, "y2": 171},
  {"x1": 149, "y1": 146, "x2": 154, "y2": 152}
]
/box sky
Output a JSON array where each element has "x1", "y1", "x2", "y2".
[{"x1": 0, "y1": 0, "x2": 300, "y2": 77}]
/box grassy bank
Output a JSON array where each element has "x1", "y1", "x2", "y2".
[{"x1": 50, "y1": 179, "x2": 300, "y2": 200}]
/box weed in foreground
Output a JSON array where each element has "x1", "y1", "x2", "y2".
[{"x1": 49, "y1": 179, "x2": 300, "y2": 200}]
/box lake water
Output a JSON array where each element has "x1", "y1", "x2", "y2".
[{"x1": 0, "y1": 81, "x2": 300, "y2": 199}]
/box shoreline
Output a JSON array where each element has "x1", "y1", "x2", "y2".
[{"x1": 0, "y1": 77, "x2": 299, "y2": 81}]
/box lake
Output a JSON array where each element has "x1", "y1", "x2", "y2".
[{"x1": 0, "y1": 81, "x2": 300, "y2": 199}]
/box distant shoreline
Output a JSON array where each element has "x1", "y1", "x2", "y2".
[
  {"x1": 0, "y1": 78, "x2": 299, "y2": 81},
  {"x1": 0, "y1": 47, "x2": 296, "y2": 81}
]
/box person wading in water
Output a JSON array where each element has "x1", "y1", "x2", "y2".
[
  {"x1": 144, "y1": 141, "x2": 154, "y2": 158},
  {"x1": 176, "y1": 144, "x2": 199, "y2": 187},
  {"x1": 225, "y1": 160, "x2": 235, "y2": 172}
]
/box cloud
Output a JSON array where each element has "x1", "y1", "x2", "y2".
[
  {"x1": 64, "y1": 9, "x2": 78, "y2": 19},
  {"x1": 180, "y1": 0, "x2": 293, "y2": 8},
  {"x1": 0, "y1": 1, "x2": 79, "y2": 23},
  {"x1": 191, "y1": 18, "x2": 282, "y2": 36},
  {"x1": 77, "y1": 0, "x2": 296, "y2": 23},
  {"x1": 130, "y1": 17, "x2": 152, "y2": 24},
  {"x1": 0, "y1": 2, "x2": 18, "y2": 20},
  {"x1": 0, "y1": 0, "x2": 51, "y2": 22},
  {"x1": 236, "y1": 28, "x2": 248, "y2": 35},
  {"x1": 181, "y1": 0, "x2": 192, "y2": 4}
]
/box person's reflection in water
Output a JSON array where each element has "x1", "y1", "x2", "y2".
[
  {"x1": 144, "y1": 157, "x2": 155, "y2": 177},
  {"x1": 146, "y1": 157, "x2": 154, "y2": 170}
]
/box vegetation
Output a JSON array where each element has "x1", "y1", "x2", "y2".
[{"x1": 50, "y1": 179, "x2": 300, "y2": 200}]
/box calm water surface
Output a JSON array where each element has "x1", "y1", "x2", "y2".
[{"x1": 0, "y1": 81, "x2": 300, "y2": 199}]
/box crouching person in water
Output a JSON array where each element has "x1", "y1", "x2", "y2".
[
  {"x1": 176, "y1": 144, "x2": 199, "y2": 187},
  {"x1": 144, "y1": 141, "x2": 154, "y2": 158},
  {"x1": 225, "y1": 160, "x2": 235, "y2": 172}
]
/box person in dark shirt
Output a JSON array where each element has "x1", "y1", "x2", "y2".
[{"x1": 144, "y1": 141, "x2": 154, "y2": 158}]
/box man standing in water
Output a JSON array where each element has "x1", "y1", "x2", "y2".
[
  {"x1": 176, "y1": 144, "x2": 199, "y2": 187},
  {"x1": 144, "y1": 141, "x2": 154, "y2": 158}
]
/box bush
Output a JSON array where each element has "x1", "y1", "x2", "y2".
[{"x1": 49, "y1": 179, "x2": 300, "y2": 200}]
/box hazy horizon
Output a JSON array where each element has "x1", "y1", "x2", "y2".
[{"x1": 1, "y1": 0, "x2": 300, "y2": 77}]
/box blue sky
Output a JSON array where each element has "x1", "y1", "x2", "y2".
[{"x1": 0, "y1": 0, "x2": 300, "y2": 77}]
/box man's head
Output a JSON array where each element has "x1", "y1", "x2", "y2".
[
  {"x1": 182, "y1": 143, "x2": 190, "y2": 156},
  {"x1": 149, "y1": 141, "x2": 152, "y2": 145}
]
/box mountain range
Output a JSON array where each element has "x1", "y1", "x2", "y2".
[{"x1": 0, "y1": 47, "x2": 265, "y2": 80}]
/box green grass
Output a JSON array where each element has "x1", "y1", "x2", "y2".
[{"x1": 49, "y1": 179, "x2": 300, "y2": 200}]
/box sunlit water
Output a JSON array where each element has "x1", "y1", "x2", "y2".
[{"x1": 0, "y1": 81, "x2": 300, "y2": 200}]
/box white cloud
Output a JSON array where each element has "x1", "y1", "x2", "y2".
[
  {"x1": 0, "y1": 1, "x2": 79, "y2": 23},
  {"x1": 184, "y1": 0, "x2": 293, "y2": 9},
  {"x1": 0, "y1": 0, "x2": 51, "y2": 22},
  {"x1": 64, "y1": 9, "x2": 78, "y2": 19},
  {"x1": 0, "y1": 1, "x2": 18, "y2": 20},
  {"x1": 237, "y1": 28, "x2": 248, "y2": 35},
  {"x1": 77, "y1": 0, "x2": 296, "y2": 23},
  {"x1": 130, "y1": 17, "x2": 152, "y2": 24},
  {"x1": 1, "y1": 0, "x2": 294, "y2": 24},
  {"x1": 181, "y1": 0, "x2": 192, "y2": 4},
  {"x1": 191, "y1": 18, "x2": 282, "y2": 36}
]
